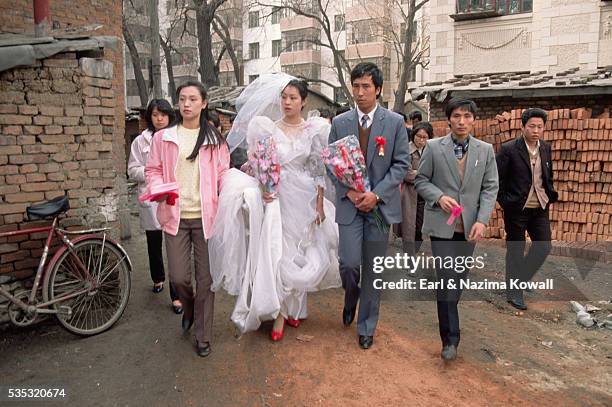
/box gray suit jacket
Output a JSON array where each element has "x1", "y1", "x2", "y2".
[
  {"x1": 328, "y1": 107, "x2": 411, "y2": 225},
  {"x1": 414, "y1": 134, "x2": 499, "y2": 239}
]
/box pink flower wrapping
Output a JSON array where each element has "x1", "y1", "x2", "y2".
[
  {"x1": 321, "y1": 135, "x2": 387, "y2": 232},
  {"x1": 247, "y1": 137, "x2": 281, "y2": 194}
]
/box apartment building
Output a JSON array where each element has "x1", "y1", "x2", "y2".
[
  {"x1": 124, "y1": 0, "x2": 430, "y2": 109},
  {"x1": 427, "y1": 0, "x2": 612, "y2": 82}
]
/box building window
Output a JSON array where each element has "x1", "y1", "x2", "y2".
[
  {"x1": 453, "y1": 0, "x2": 533, "y2": 20},
  {"x1": 249, "y1": 74, "x2": 259, "y2": 83},
  {"x1": 249, "y1": 42, "x2": 260, "y2": 59},
  {"x1": 272, "y1": 39, "x2": 282, "y2": 57},
  {"x1": 347, "y1": 19, "x2": 389, "y2": 45},
  {"x1": 334, "y1": 15, "x2": 345, "y2": 32},
  {"x1": 248, "y1": 11, "x2": 259, "y2": 28},
  {"x1": 281, "y1": 63, "x2": 320, "y2": 80},
  {"x1": 272, "y1": 6, "x2": 281, "y2": 24},
  {"x1": 283, "y1": 28, "x2": 321, "y2": 52}
]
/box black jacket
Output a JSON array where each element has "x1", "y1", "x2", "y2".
[{"x1": 496, "y1": 137, "x2": 558, "y2": 212}]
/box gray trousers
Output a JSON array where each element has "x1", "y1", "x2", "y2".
[
  {"x1": 338, "y1": 212, "x2": 389, "y2": 336},
  {"x1": 165, "y1": 219, "x2": 214, "y2": 344}
]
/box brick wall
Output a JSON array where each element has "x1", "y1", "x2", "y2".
[
  {"x1": 0, "y1": 52, "x2": 123, "y2": 276},
  {"x1": 430, "y1": 108, "x2": 612, "y2": 243},
  {"x1": 0, "y1": 0, "x2": 128, "y2": 230}
]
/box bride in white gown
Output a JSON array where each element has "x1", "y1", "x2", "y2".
[{"x1": 209, "y1": 74, "x2": 340, "y2": 340}]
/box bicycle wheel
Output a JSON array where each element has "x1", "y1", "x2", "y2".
[{"x1": 44, "y1": 238, "x2": 131, "y2": 336}]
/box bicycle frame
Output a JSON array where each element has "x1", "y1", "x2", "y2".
[{"x1": 0, "y1": 217, "x2": 114, "y2": 315}]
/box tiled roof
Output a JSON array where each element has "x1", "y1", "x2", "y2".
[{"x1": 412, "y1": 66, "x2": 612, "y2": 102}]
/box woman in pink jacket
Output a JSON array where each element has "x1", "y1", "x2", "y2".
[{"x1": 145, "y1": 81, "x2": 229, "y2": 357}]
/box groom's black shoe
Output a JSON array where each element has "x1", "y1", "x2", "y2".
[
  {"x1": 358, "y1": 335, "x2": 373, "y2": 350},
  {"x1": 342, "y1": 307, "x2": 356, "y2": 327},
  {"x1": 196, "y1": 341, "x2": 211, "y2": 357},
  {"x1": 182, "y1": 315, "x2": 193, "y2": 332}
]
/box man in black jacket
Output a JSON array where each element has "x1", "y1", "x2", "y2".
[{"x1": 496, "y1": 108, "x2": 558, "y2": 310}]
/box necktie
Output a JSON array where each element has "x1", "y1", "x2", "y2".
[{"x1": 361, "y1": 114, "x2": 369, "y2": 129}]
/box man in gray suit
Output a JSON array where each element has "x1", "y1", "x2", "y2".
[
  {"x1": 328, "y1": 62, "x2": 411, "y2": 350},
  {"x1": 415, "y1": 98, "x2": 498, "y2": 361}
]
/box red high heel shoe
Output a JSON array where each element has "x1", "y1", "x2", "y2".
[
  {"x1": 286, "y1": 318, "x2": 301, "y2": 328},
  {"x1": 270, "y1": 318, "x2": 285, "y2": 341}
]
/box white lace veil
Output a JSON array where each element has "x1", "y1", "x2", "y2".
[{"x1": 226, "y1": 72, "x2": 297, "y2": 152}]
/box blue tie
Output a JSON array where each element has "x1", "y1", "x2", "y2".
[{"x1": 361, "y1": 114, "x2": 369, "y2": 129}]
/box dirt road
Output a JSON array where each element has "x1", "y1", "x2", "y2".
[{"x1": 1, "y1": 218, "x2": 610, "y2": 406}]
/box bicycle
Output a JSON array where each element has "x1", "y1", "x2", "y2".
[{"x1": 0, "y1": 196, "x2": 132, "y2": 336}]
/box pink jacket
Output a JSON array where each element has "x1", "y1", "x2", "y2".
[{"x1": 144, "y1": 125, "x2": 230, "y2": 238}]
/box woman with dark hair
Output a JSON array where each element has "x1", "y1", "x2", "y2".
[
  {"x1": 210, "y1": 73, "x2": 340, "y2": 341},
  {"x1": 398, "y1": 121, "x2": 434, "y2": 254},
  {"x1": 128, "y1": 99, "x2": 182, "y2": 314},
  {"x1": 145, "y1": 81, "x2": 230, "y2": 357}
]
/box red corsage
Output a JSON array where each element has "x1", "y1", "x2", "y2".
[{"x1": 375, "y1": 136, "x2": 386, "y2": 157}]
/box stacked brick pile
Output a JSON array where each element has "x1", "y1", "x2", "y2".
[
  {"x1": 0, "y1": 53, "x2": 121, "y2": 279},
  {"x1": 431, "y1": 108, "x2": 612, "y2": 243}
]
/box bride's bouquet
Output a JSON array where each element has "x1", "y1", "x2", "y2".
[
  {"x1": 321, "y1": 135, "x2": 387, "y2": 232},
  {"x1": 247, "y1": 136, "x2": 281, "y2": 195}
]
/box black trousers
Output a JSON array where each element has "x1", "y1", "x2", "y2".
[
  {"x1": 401, "y1": 197, "x2": 425, "y2": 255},
  {"x1": 503, "y1": 207, "x2": 552, "y2": 299},
  {"x1": 430, "y1": 232, "x2": 475, "y2": 347},
  {"x1": 145, "y1": 230, "x2": 179, "y2": 302}
]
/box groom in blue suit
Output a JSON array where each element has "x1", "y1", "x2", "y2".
[{"x1": 328, "y1": 62, "x2": 411, "y2": 349}]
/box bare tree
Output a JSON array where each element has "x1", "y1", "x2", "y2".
[
  {"x1": 392, "y1": 0, "x2": 429, "y2": 112},
  {"x1": 122, "y1": 12, "x2": 149, "y2": 108},
  {"x1": 256, "y1": 0, "x2": 354, "y2": 104},
  {"x1": 212, "y1": 14, "x2": 243, "y2": 85},
  {"x1": 189, "y1": 0, "x2": 229, "y2": 87},
  {"x1": 150, "y1": 0, "x2": 163, "y2": 98}
]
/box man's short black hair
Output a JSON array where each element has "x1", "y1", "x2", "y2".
[
  {"x1": 409, "y1": 111, "x2": 422, "y2": 121},
  {"x1": 444, "y1": 97, "x2": 477, "y2": 120},
  {"x1": 394, "y1": 110, "x2": 408, "y2": 122},
  {"x1": 336, "y1": 105, "x2": 351, "y2": 115},
  {"x1": 521, "y1": 108, "x2": 548, "y2": 126},
  {"x1": 319, "y1": 108, "x2": 333, "y2": 119},
  {"x1": 350, "y1": 62, "x2": 383, "y2": 99}
]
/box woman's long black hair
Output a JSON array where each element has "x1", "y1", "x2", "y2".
[
  {"x1": 175, "y1": 80, "x2": 224, "y2": 161},
  {"x1": 145, "y1": 99, "x2": 176, "y2": 132}
]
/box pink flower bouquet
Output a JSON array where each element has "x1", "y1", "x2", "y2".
[
  {"x1": 321, "y1": 135, "x2": 387, "y2": 232},
  {"x1": 247, "y1": 136, "x2": 281, "y2": 195}
]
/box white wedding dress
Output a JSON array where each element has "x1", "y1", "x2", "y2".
[{"x1": 209, "y1": 115, "x2": 341, "y2": 333}]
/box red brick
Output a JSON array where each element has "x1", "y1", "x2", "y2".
[
  {"x1": 2, "y1": 125, "x2": 23, "y2": 135},
  {"x1": 39, "y1": 105, "x2": 63, "y2": 116},
  {"x1": 4, "y1": 192, "x2": 45, "y2": 203},
  {"x1": 0, "y1": 114, "x2": 31, "y2": 125},
  {"x1": 23, "y1": 144, "x2": 60, "y2": 154},
  {"x1": 0, "y1": 203, "x2": 27, "y2": 215},
  {"x1": 18, "y1": 105, "x2": 38, "y2": 115},
  {"x1": 44, "y1": 125, "x2": 63, "y2": 134},
  {"x1": 0, "y1": 104, "x2": 18, "y2": 114},
  {"x1": 25, "y1": 173, "x2": 46, "y2": 182},
  {"x1": 0, "y1": 165, "x2": 19, "y2": 175},
  {"x1": 21, "y1": 182, "x2": 58, "y2": 192},
  {"x1": 64, "y1": 106, "x2": 84, "y2": 117},
  {"x1": 53, "y1": 116, "x2": 79, "y2": 126},
  {"x1": 23, "y1": 126, "x2": 42, "y2": 135},
  {"x1": 33, "y1": 115, "x2": 53, "y2": 125},
  {"x1": 38, "y1": 134, "x2": 75, "y2": 144},
  {"x1": 0, "y1": 145, "x2": 22, "y2": 155},
  {"x1": 5, "y1": 174, "x2": 26, "y2": 184}
]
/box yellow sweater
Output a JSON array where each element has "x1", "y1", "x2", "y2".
[{"x1": 176, "y1": 125, "x2": 201, "y2": 219}]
